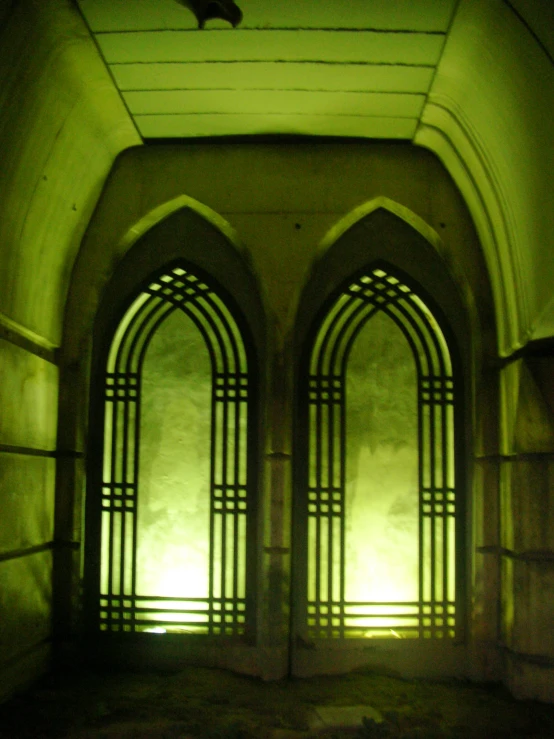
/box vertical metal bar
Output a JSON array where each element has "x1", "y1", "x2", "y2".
[
  {"x1": 131, "y1": 380, "x2": 141, "y2": 632},
  {"x1": 430, "y1": 383, "x2": 436, "y2": 634},
  {"x1": 107, "y1": 387, "x2": 118, "y2": 628},
  {"x1": 324, "y1": 394, "x2": 332, "y2": 638},
  {"x1": 326, "y1": 389, "x2": 332, "y2": 637},
  {"x1": 314, "y1": 378, "x2": 322, "y2": 628},
  {"x1": 442, "y1": 383, "x2": 449, "y2": 622},
  {"x1": 339, "y1": 375, "x2": 346, "y2": 639},
  {"x1": 220, "y1": 391, "x2": 228, "y2": 630},
  {"x1": 233, "y1": 376, "x2": 240, "y2": 632},
  {"x1": 418, "y1": 376, "x2": 425, "y2": 638},
  {"x1": 232, "y1": 474, "x2": 239, "y2": 630},
  {"x1": 119, "y1": 378, "x2": 129, "y2": 628},
  {"x1": 221, "y1": 385, "x2": 227, "y2": 595},
  {"x1": 209, "y1": 372, "x2": 217, "y2": 635},
  {"x1": 300, "y1": 266, "x2": 459, "y2": 645}
]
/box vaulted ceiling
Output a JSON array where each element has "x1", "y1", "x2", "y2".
[
  {"x1": 77, "y1": 0, "x2": 457, "y2": 140},
  {"x1": 0, "y1": 0, "x2": 552, "y2": 357},
  {"x1": 75, "y1": 0, "x2": 554, "y2": 147}
]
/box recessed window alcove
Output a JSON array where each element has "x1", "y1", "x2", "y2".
[
  {"x1": 301, "y1": 264, "x2": 459, "y2": 640},
  {"x1": 292, "y1": 207, "x2": 469, "y2": 676},
  {"x1": 82, "y1": 202, "x2": 471, "y2": 679},
  {"x1": 97, "y1": 264, "x2": 251, "y2": 636},
  {"x1": 84, "y1": 208, "x2": 264, "y2": 667}
]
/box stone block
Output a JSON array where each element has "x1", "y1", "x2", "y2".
[
  {"x1": 527, "y1": 358, "x2": 554, "y2": 418},
  {"x1": 308, "y1": 705, "x2": 383, "y2": 731},
  {"x1": 500, "y1": 360, "x2": 521, "y2": 456},
  {"x1": 502, "y1": 457, "x2": 554, "y2": 552},
  {"x1": 53, "y1": 454, "x2": 85, "y2": 544},
  {"x1": 500, "y1": 554, "x2": 514, "y2": 648},
  {"x1": 499, "y1": 458, "x2": 514, "y2": 551},
  {"x1": 512, "y1": 559, "x2": 554, "y2": 661},
  {"x1": 0, "y1": 640, "x2": 51, "y2": 704},
  {"x1": 506, "y1": 652, "x2": 554, "y2": 703},
  {"x1": 473, "y1": 365, "x2": 500, "y2": 458},
  {"x1": 471, "y1": 548, "x2": 500, "y2": 644},
  {"x1": 0, "y1": 452, "x2": 55, "y2": 554},
  {"x1": 514, "y1": 361, "x2": 554, "y2": 454},
  {"x1": 0, "y1": 339, "x2": 58, "y2": 450},
  {"x1": 501, "y1": 359, "x2": 554, "y2": 456},
  {"x1": 0, "y1": 550, "x2": 52, "y2": 668},
  {"x1": 473, "y1": 457, "x2": 500, "y2": 549}
]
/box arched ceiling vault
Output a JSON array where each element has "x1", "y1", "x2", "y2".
[
  {"x1": 0, "y1": 0, "x2": 552, "y2": 355},
  {"x1": 76, "y1": 0, "x2": 458, "y2": 141}
]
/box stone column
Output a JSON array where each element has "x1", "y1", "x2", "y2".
[
  {"x1": 499, "y1": 355, "x2": 554, "y2": 702},
  {"x1": 258, "y1": 349, "x2": 293, "y2": 679},
  {"x1": 469, "y1": 361, "x2": 503, "y2": 681}
]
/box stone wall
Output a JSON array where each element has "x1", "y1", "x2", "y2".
[
  {"x1": 0, "y1": 0, "x2": 138, "y2": 701},
  {"x1": 500, "y1": 355, "x2": 554, "y2": 701},
  {"x1": 60, "y1": 143, "x2": 496, "y2": 682}
]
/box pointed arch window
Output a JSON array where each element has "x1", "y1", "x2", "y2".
[
  {"x1": 302, "y1": 264, "x2": 460, "y2": 640},
  {"x1": 95, "y1": 263, "x2": 253, "y2": 636}
]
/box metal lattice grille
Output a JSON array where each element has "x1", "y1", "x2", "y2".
[
  {"x1": 304, "y1": 266, "x2": 458, "y2": 640},
  {"x1": 98, "y1": 265, "x2": 250, "y2": 635}
]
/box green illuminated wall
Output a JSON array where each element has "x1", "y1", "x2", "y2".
[
  {"x1": 0, "y1": 0, "x2": 138, "y2": 702},
  {"x1": 0, "y1": 0, "x2": 552, "y2": 705},
  {"x1": 136, "y1": 311, "x2": 212, "y2": 611},
  {"x1": 345, "y1": 314, "x2": 420, "y2": 616},
  {"x1": 62, "y1": 142, "x2": 490, "y2": 682},
  {"x1": 415, "y1": 0, "x2": 554, "y2": 355}
]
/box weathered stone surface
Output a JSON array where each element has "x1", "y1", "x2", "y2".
[
  {"x1": 308, "y1": 704, "x2": 383, "y2": 730},
  {"x1": 501, "y1": 359, "x2": 554, "y2": 456},
  {"x1": 0, "y1": 550, "x2": 52, "y2": 668},
  {"x1": 0, "y1": 0, "x2": 139, "y2": 344},
  {"x1": 511, "y1": 559, "x2": 554, "y2": 661},
  {"x1": 514, "y1": 362, "x2": 554, "y2": 454},
  {"x1": 0, "y1": 339, "x2": 58, "y2": 450},
  {"x1": 506, "y1": 654, "x2": 554, "y2": 704},
  {"x1": 72, "y1": 723, "x2": 196, "y2": 738},
  {"x1": 0, "y1": 0, "x2": 552, "y2": 713},
  {"x1": 503, "y1": 457, "x2": 554, "y2": 552},
  {"x1": 0, "y1": 453, "x2": 55, "y2": 554},
  {"x1": 0, "y1": 641, "x2": 51, "y2": 705}
]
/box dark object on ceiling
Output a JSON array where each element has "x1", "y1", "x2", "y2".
[{"x1": 175, "y1": 0, "x2": 243, "y2": 28}]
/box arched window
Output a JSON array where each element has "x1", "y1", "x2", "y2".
[
  {"x1": 299, "y1": 262, "x2": 461, "y2": 640},
  {"x1": 89, "y1": 261, "x2": 255, "y2": 637}
]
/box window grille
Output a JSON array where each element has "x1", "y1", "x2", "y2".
[
  {"x1": 302, "y1": 265, "x2": 459, "y2": 640},
  {"x1": 96, "y1": 264, "x2": 252, "y2": 636}
]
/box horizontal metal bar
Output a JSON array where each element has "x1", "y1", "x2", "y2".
[
  {"x1": 0, "y1": 312, "x2": 58, "y2": 364},
  {"x1": 104, "y1": 607, "x2": 213, "y2": 615},
  {"x1": 477, "y1": 545, "x2": 554, "y2": 562},
  {"x1": 0, "y1": 445, "x2": 83, "y2": 458},
  {"x1": 100, "y1": 594, "x2": 246, "y2": 603},
  {"x1": 0, "y1": 541, "x2": 54, "y2": 563}
]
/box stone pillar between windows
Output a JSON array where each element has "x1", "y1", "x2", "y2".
[
  {"x1": 499, "y1": 355, "x2": 554, "y2": 702},
  {"x1": 469, "y1": 362, "x2": 503, "y2": 681},
  {"x1": 258, "y1": 349, "x2": 293, "y2": 679}
]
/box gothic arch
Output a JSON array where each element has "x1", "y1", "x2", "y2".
[
  {"x1": 292, "y1": 205, "x2": 475, "y2": 676},
  {"x1": 85, "y1": 259, "x2": 257, "y2": 640},
  {"x1": 59, "y1": 205, "x2": 267, "y2": 668}
]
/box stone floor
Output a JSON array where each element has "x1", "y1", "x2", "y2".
[{"x1": 1, "y1": 664, "x2": 554, "y2": 738}]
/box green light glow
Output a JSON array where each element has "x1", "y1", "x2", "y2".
[
  {"x1": 345, "y1": 312, "x2": 419, "y2": 634},
  {"x1": 136, "y1": 309, "x2": 211, "y2": 610},
  {"x1": 306, "y1": 267, "x2": 457, "y2": 639},
  {"x1": 99, "y1": 265, "x2": 250, "y2": 635}
]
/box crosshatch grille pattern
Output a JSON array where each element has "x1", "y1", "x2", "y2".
[
  {"x1": 304, "y1": 266, "x2": 458, "y2": 640},
  {"x1": 98, "y1": 265, "x2": 250, "y2": 635}
]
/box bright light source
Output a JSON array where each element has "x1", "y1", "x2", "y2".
[{"x1": 306, "y1": 267, "x2": 457, "y2": 639}]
